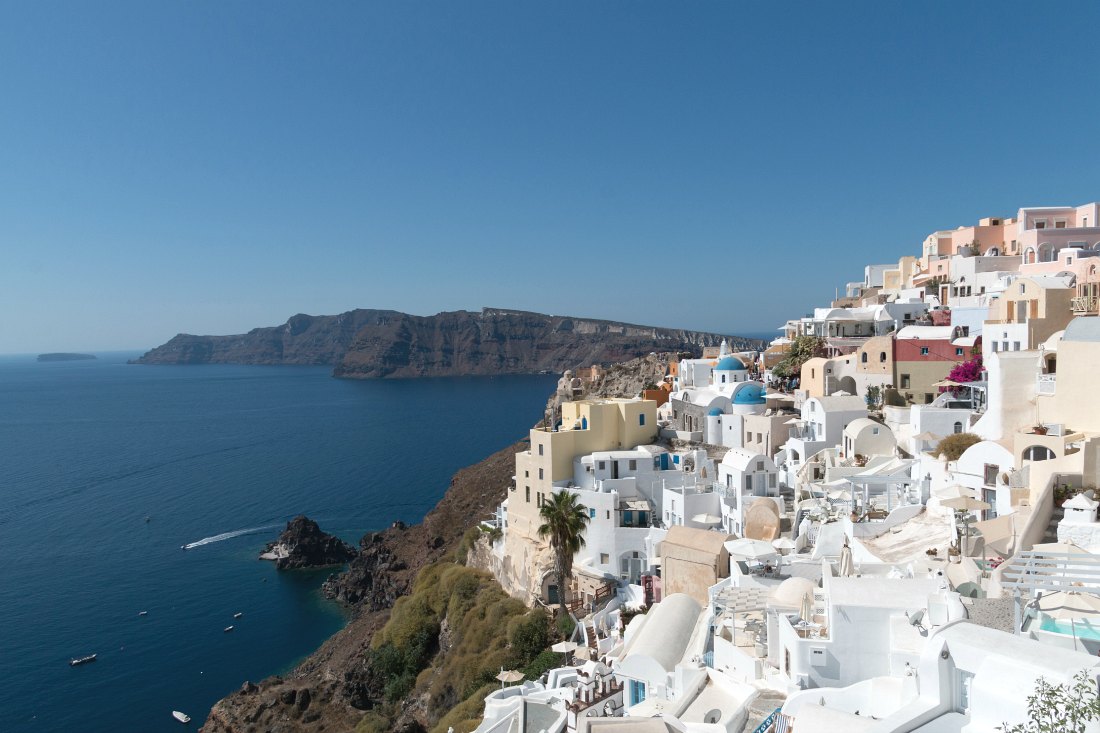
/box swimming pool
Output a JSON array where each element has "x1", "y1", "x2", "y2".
[{"x1": 1039, "y1": 616, "x2": 1100, "y2": 641}]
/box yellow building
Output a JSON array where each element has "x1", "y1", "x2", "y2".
[{"x1": 503, "y1": 398, "x2": 658, "y2": 604}]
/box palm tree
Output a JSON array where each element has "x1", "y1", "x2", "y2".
[{"x1": 537, "y1": 490, "x2": 590, "y2": 615}]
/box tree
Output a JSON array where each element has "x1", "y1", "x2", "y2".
[
  {"x1": 865, "y1": 385, "x2": 881, "y2": 411},
  {"x1": 1000, "y1": 669, "x2": 1100, "y2": 733},
  {"x1": 537, "y1": 491, "x2": 590, "y2": 615},
  {"x1": 772, "y1": 335, "x2": 828, "y2": 379}
]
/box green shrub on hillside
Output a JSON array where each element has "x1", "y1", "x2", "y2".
[{"x1": 365, "y1": 562, "x2": 553, "y2": 728}]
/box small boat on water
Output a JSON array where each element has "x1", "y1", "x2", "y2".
[
  {"x1": 70, "y1": 654, "x2": 97, "y2": 666},
  {"x1": 138, "y1": 610, "x2": 148, "y2": 617},
  {"x1": 172, "y1": 710, "x2": 191, "y2": 723},
  {"x1": 233, "y1": 612, "x2": 243, "y2": 619},
  {"x1": 224, "y1": 625, "x2": 234, "y2": 633},
  {"x1": 180, "y1": 545, "x2": 187, "y2": 551}
]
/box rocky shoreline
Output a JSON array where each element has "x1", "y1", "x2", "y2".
[
  {"x1": 260, "y1": 516, "x2": 357, "y2": 570},
  {"x1": 201, "y1": 442, "x2": 523, "y2": 732}
]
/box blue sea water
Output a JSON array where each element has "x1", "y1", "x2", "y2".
[{"x1": 0, "y1": 353, "x2": 556, "y2": 732}]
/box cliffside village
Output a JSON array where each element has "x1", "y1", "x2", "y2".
[{"x1": 464, "y1": 202, "x2": 1100, "y2": 733}]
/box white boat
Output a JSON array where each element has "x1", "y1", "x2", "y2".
[
  {"x1": 172, "y1": 710, "x2": 191, "y2": 723},
  {"x1": 223, "y1": 625, "x2": 234, "y2": 633},
  {"x1": 138, "y1": 610, "x2": 148, "y2": 617},
  {"x1": 69, "y1": 654, "x2": 97, "y2": 666},
  {"x1": 233, "y1": 612, "x2": 243, "y2": 619}
]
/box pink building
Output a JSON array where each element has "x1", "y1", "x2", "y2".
[{"x1": 921, "y1": 202, "x2": 1100, "y2": 263}]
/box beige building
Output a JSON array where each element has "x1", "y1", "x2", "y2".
[
  {"x1": 499, "y1": 398, "x2": 658, "y2": 604},
  {"x1": 660, "y1": 525, "x2": 733, "y2": 605},
  {"x1": 984, "y1": 276, "x2": 1075, "y2": 359}
]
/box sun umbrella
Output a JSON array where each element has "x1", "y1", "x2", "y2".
[
  {"x1": 784, "y1": 418, "x2": 804, "y2": 425},
  {"x1": 1036, "y1": 591, "x2": 1100, "y2": 650},
  {"x1": 932, "y1": 379, "x2": 964, "y2": 388},
  {"x1": 496, "y1": 669, "x2": 525, "y2": 688},
  {"x1": 692, "y1": 513, "x2": 723, "y2": 526},
  {"x1": 725, "y1": 538, "x2": 778, "y2": 560},
  {"x1": 772, "y1": 537, "x2": 796, "y2": 550},
  {"x1": 551, "y1": 640, "x2": 578, "y2": 653},
  {"x1": 941, "y1": 497, "x2": 991, "y2": 512},
  {"x1": 1032, "y1": 540, "x2": 1089, "y2": 555},
  {"x1": 913, "y1": 431, "x2": 942, "y2": 442},
  {"x1": 938, "y1": 484, "x2": 978, "y2": 500},
  {"x1": 942, "y1": 497, "x2": 990, "y2": 556}
]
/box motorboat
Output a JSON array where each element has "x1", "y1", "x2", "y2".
[
  {"x1": 70, "y1": 654, "x2": 97, "y2": 666},
  {"x1": 233, "y1": 612, "x2": 243, "y2": 619},
  {"x1": 224, "y1": 625, "x2": 234, "y2": 633},
  {"x1": 138, "y1": 611, "x2": 148, "y2": 617},
  {"x1": 172, "y1": 710, "x2": 191, "y2": 723}
]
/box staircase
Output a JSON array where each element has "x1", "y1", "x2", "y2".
[{"x1": 1040, "y1": 506, "x2": 1065, "y2": 544}]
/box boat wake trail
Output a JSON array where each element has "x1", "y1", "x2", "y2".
[{"x1": 182, "y1": 524, "x2": 282, "y2": 550}]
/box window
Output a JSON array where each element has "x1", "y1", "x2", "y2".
[
  {"x1": 872, "y1": 427, "x2": 879, "y2": 435},
  {"x1": 1013, "y1": 341, "x2": 1021, "y2": 351},
  {"x1": 600, "y1": 553, "x2": 609, "y2": 564},
  {"x1": 526, "y1": 486, "x2": 530, "y2": 502},
  {"x1": 524, "y1": 470, "x2": 529, "y2": 478},
  {"x1": 1019, "y1": 284, "x2": 1026, "y2": 294},
  {"x1": 880, "y1": 352, "x2": 887, "y2": 362},
  {"x1": 538, "y1": 444, "x2": 544, "y2": 456},
  {"x1": 757, "y1": 432, "x2": 763, "y2": 443},
  {"x1": 628, "y1": 459, "x2": 637, "y2": 471},
  {"x1": 769, "y1": 473, "x2": 776, "y2": 488},
  {"x1": 590, "y1": 508, "x2": 596, "y2": 519},
  {"x1": 861, "y1": 352, "x2": 868, "y2": 364},
  {"x1": 598, "y1": 461, "x2": 605, "y2": 470},
  {"x1": 538, "y1": 468, "x2": 544, "y2": 480},
  {"x1": 639, "y1": 413, "x2": 646, "y2": 426},
  {"x1": 606, "y1": 510, "x2": 610, "y2": 519},
  {"x1": 956, "y1": 348, "x2": 964, "y2": 356},
  {"x1": 920, "y1": 347, "x2": 929, "y2": 356},
  {"x1": 991, "y1": 342, "x2": 999, "y2": 352},
  {"x1": 984, "y1": 464, "x2": 998, "y2": 487},
  {"x1": 757, "y1": 460, "x2": 764, "y2": 471},
  {"x1": 925, "y1": 393, "x2": 934, "y2": 403},
  {"x1": 901, "y1": 374, "x2": 911, "y2": 389},
  {"x1": 623, "y1": 510, "x2": 633, "y2": 524},
  {"x1": 744, "y1": 476, "x2": 752, "y2": 491},
  {"x1": 1034, "y1": 219, "x2": 1046, "y2": 229},
  {"x1": 1002, "y1": 341, "x2": 1008, "y2": 352},
  {"x1": 953, "y1": 422, "x2": 963, "y2": 434},
  {"x1": 1055, "y1": 219, "x2": 1067, "y2": 229}
]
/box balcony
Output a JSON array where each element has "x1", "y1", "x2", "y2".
[
  {"x1": 1072, "y1": 295, "x2": 1098, "y2": 314},
  {"x1": 1036, "y1": 374, "x2": 1057, "y2": 395}
]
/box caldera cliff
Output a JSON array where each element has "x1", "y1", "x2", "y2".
[{"x1": 133, "y1": 308, "x2": 761, "y2": 378}]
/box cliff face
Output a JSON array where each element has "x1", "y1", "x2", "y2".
[
  {"x1": 133, "y1": 308, "x2": 761, "y2": 377},
  {"x1": 201, "y1": 442, "x2": 523, "y2": 733}
]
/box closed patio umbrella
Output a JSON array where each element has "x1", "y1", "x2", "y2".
[
  {"x1": 838, "y1": 538, "x2": 854, "y2": 577},
  {"x1": 799, "y1": 592, "x2": 814, "y2": 623}
]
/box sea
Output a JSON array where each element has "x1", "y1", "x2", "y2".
[{"x1": 0, "y1": 352, "x2": 557, "y2": 732}]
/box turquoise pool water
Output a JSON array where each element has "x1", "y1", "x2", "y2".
[{"x1": 1039, "y1": 616, "x2": 1100, "y2": 640}]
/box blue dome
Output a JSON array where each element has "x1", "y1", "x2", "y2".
[
  {"x1": 716, "y1": 356, "x2": 746, "y2": 371},
  {"x1": 733, "y1": 384, "x2": 766, "y2": 405},
  {"x1": 707, "y1": 407, "x2": 724, "y2": 417}
]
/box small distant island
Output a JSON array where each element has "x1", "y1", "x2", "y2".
[{"x1": 37, "y1": 353, "x2": 96, "y2": 362}]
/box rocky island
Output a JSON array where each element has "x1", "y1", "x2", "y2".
[
  {"x1": 132, "y1": 307, "x2": 761, "y2": 378},
  {"x1": 260, "y1": 516, "x2": 357, "y2": 570},
  {"x1": 37, "y1": 352, "x2": 96, "y2": 361}
]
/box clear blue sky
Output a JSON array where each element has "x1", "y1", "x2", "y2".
[{"x1": 3, "y1": 1, "x2": 1100, "y2": 353}]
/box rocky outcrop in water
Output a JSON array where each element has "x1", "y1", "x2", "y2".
[
  {"x1": 260, "y1": 516, "x2": 356, "y2": 570},
  {"x1": 132, "y1": 307, "x2": 760, "y2": 378}
]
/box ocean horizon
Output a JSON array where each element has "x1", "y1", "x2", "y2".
[{"x1": 0, "y1": 353, "x2": 556, "y2": 731}]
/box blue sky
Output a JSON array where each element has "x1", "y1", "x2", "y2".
[{"x1": 3, "y1": 1, "x2": 1100, "y2": 353}]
